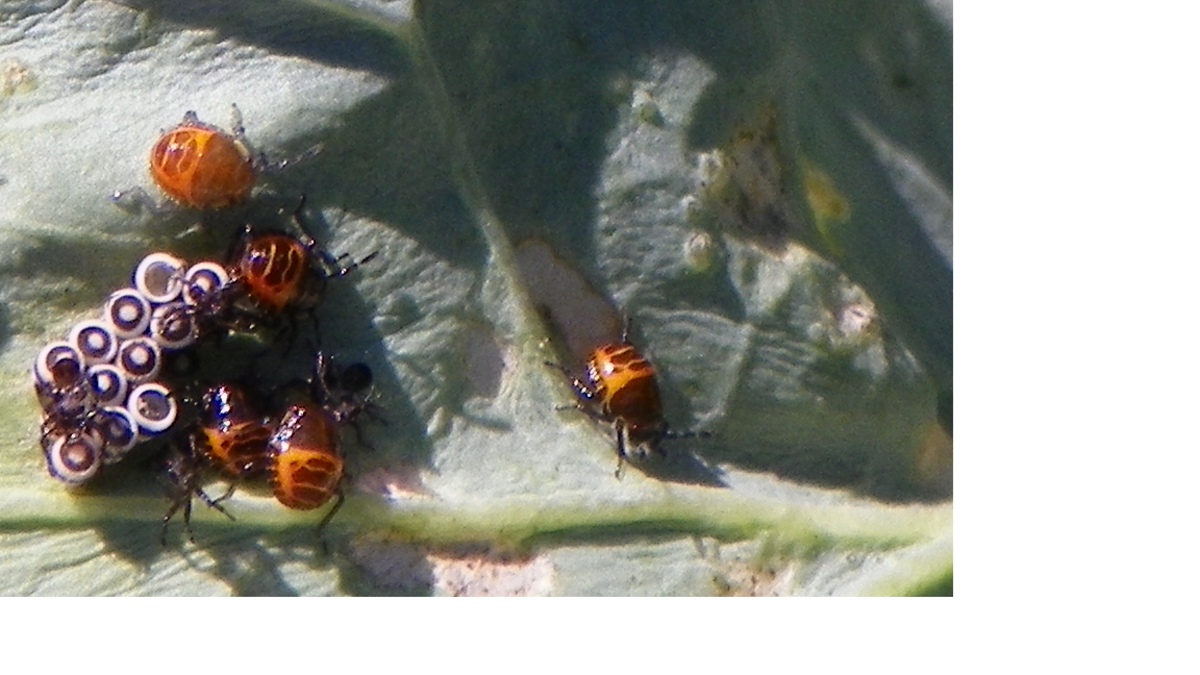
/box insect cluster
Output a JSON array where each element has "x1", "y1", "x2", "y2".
[
  {"x1": 29, "y1": 107, "x2": 711, "y2": 549},
  {"x1": 31, "y1": 110, "x2": 375, "y2": 546},
  {"x1": 162, "y1": 353, "x2": 376, "y2": 545}
]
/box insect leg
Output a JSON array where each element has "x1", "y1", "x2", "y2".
[
  {"x1": 111, "y1": 186, "x2": 173, "y2": 215},
  {"x1": 315, "y1": 489, "x2": 346, "y2": 556},
  {"x1": 543, "y1": 361, "x2": 600, "y2": 404},
  {"x1": 614, "y1": 419, "x2": 628, "y2": 480}
]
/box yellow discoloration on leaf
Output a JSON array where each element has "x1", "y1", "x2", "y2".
[
  {"x1": 801, "y1": 159, "x2": 851, "y2": 259},
  {"x1": 696, "y1": 103, "x2": 803, "y2": 254}
]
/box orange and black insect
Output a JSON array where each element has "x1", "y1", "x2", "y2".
[
  {"x1": 168, "y1": 197, "x2": 375, "y2": 344},
  {"x1": 233, "y1": 232, "x2": 315, "y2": 312},
  {"x1": 194, "y1": 383, "x2": 273, "y2": 478},
  {"x1": 113, "y1": 107, "x2": 320, "y2": 213},
  {"x1": 267, "y1": 353, "x2": 378, "y2": 544},
  {"x1": 149, "y1": 111, "x2": 256, "y2": 209},
  {"x1": 547, "y1": 318, "x2": 707, "y2": 477},
  {"x1": 269, "y1": 403, "x2": 343, "y2": 515},
  {"x1": 160, "y1": 382, "x2": 270, "y2": 544},
  {"x1": 220, "y1": 196, "x2": 377, "y2": 329}
]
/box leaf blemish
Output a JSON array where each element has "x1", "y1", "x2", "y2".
[
  {"x1": 515, "y1": 240, "x2": 620, "y2": 365},
  {"x1": 692, "y1": 103, "x2": 805, "y2": 255}
]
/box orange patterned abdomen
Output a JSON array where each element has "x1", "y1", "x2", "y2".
[
  {"x1": 588, "y1": 343, "x2": 664, "y2": 442},
  {"x1": 198, "y1": 424, "x2": 272, "y2": 477},
  {"x1": 195, "y1": 384, "x2": 272, "y2": 476},
  {"x1": 236, "y1": 234, "x2": 310, "y2": 311},
  {"x1": 269, "y1": 405, "x2": 343, "y2": 510},
  {"x1": 150, "y1": 127, "x2": 255, "y2": 208}
]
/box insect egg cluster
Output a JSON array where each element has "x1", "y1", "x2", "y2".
[{"x1": 32, "y1": 251, "x2": 230, "y2": 485}]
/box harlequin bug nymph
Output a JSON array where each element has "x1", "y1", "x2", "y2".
[
  {"x1": 269, "y1": 403, "x2": 343, "y2": 513},
  {"x1": 160, "y1": 382, "x2": 272, "y2": 545},
  {"x1": 195, "y1": 197, "x2": 377, "y2": 339},
  {"x1": 149, "y1": 199, "x2": 376, "y2": 349},
  {"x1": 268, "y1": 353, "x2": 378, "y2": 547},
  {"x1": 546, "y1": 319, "x2": 709, "y2": 477},
  {"x1": 194, "y1": 383, "x2": 274, "y2": 478},
  {"x1": 113, "y1": 106, "x2": 320, "y2": 212}
]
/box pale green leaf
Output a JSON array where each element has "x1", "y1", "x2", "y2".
[{"x1": 0, "y1": 0, "x2": 952, "y2": 596}]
